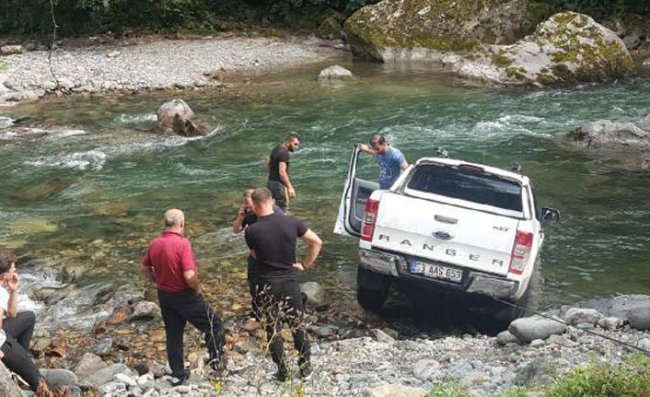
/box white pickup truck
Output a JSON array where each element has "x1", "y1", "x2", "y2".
[{"x1": 335, "y1": 146, "x2": 559, "y2": 321}]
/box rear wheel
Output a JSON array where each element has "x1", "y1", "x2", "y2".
[
  {"x1": 493, "y1": 289, "x2": 531, "y2": 325},
  {"x1": 356, "y1": 266, "x2": 390, "y2": 311}
]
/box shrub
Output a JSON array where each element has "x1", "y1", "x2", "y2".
[
  {"x1": 0, "y1": 0, "x2": 381, "y2": 36},
  {"x1": 427, "y1": 381, "x2": 471, "y2": 397},
  {"x1": 547, "y1": 353, "x2": 650, "y2": 397}
]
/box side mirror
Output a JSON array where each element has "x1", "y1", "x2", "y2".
[{"x1": 541, "y1": 208, "x2": 560, "y2": 223}]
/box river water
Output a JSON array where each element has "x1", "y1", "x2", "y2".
[{"x1": 1, "y1": 63, "x2": 650, "y2": 329}]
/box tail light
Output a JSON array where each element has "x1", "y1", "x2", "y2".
[
  {"x1": 508, "y1": 230, "x2": 533, "y2": 275},
  {"x1": 360, "y1": 199, "x2": 380, "y2": 242}
]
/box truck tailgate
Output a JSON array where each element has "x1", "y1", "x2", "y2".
[{"x1": 372, "y1": 193, "x2": 519, "y2": 276}]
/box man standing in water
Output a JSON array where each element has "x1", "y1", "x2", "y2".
[
  {"x1": 245, "y1": 188, "x2": 322, "y2": 381},
  {"x1": 359, "y1": 134, "x2": 409, "y2": 189},
  {"x1": 267, "y1": 132, "x2": 301, "y2": 211},
  {"x1": 141, "y1": 209, "x2": 226, "y2": 386}
]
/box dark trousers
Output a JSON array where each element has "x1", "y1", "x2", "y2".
[
  {"x1": 255, "y1": 279, "x2": 310, "y2": 369},
  {"x1": 267, "y1": 179, "x2": 287, "y2": 211},
  {"x1": 4, "y1": 311, "x2": 35, "y2": 351},
  {"x1": 158, "y1": 290, "x2": 225, "y2": 377},
  {"x1": 1, "y1": 311, "x2": 40, "y2": 391},
  {"x1": 247, "y1": 256, "x2": 259, "y2": 317}
]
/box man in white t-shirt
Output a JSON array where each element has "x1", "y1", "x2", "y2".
[{"x1": 0, "y1": 251, "x2": 63, "y2": 395}]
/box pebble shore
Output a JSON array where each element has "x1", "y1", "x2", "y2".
[
  {"x1": 19, "y1": 294, "x2": 650, "y2": 397},
  {"x1": 0, "y1": 35, "x2": 345, "y2": 105}
]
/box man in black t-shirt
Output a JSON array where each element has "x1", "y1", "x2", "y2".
[
  {"x1": 244, "y1": 187, "x2": 322, "y2": 382},
  {"x1": 267, "y1": 132, "x2": 300, "y2": 211},
  {"x1": 232, "y1": 188, "x2": 284, "y2": 317}
]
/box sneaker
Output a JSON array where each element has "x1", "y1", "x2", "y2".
[
  {"x1": 208, "y1": 356, "x2": 227, "y2": 375},
  {"x1": 275, "y1": 364, "x2": 289, "y2": 382},
  {"x1": 170, "y1": 372, "x2": 189, "y2": 387},
  {"x1": 299, "y1": 362, "x2": 313, "y2": 380}
]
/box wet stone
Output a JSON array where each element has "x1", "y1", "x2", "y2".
[
  {"x1": 131, "y1": 301, "x2": 161, "y2": 321},
  {"x1": 95, "y1": 338, "x2": 113, "y2": 356}
]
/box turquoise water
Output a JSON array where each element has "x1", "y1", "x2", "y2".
[{"x1": 2, "y1": 63, "x2": 650, "y2": 319}]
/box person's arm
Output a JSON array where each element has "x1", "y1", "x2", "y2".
[
  {"x1": 181, "y1": 241, "x2": 200, "y2": 293},
  {"x1": 6, "y1": 273, "x2": 19, "y2": 318},
  {"x1": 140, "y1": 264, "x2": 155, "y2": 283},
  {"x1": 358, "y1": 144, "x2": 377, "y2": 156},
  {"x1": 294, "y1": 229, "x2": 322, "y2": 271},
  {"x1": 140, "y1": 248, "x2": 156, "y2": 285},
  {"x1": 183, "y1": 269, "x2": 201, "y2": 293},
  {"x1": 279, "y1": 161, "x2": 296, "y2": 199},
  {"x1": 400, "y1": 160, "x2": 409, "y2": 170},
  {"x1": 0, "y1": 329, "x2": 5, "y2": 359},
  {"x1": 232, "y1": 205, "x2": 247, "y2": 233}
]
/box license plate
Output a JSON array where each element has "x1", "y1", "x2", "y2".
[{"x1": 410, "y1": 261, "x2": 462, "y2": 283}]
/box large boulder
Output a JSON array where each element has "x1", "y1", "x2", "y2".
[
  {"x1": 156, "y1": 99, "x2": 205, "y2": 137},
  {"x1": 344, "y1": 0, "x2": 528, "y2": 62},
  {"x1": 454, "y1": 12, "x2": 636, "y2": 86}
]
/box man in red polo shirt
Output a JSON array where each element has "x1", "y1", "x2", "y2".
[{"x1": 141, "y1": 208, "x2": 225, "y2": 386}]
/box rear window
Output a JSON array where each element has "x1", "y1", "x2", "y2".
[{"x1": 406, "y1": 164, "x2": 523, "y2": 211}]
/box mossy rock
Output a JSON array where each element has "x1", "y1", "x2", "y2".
[
  {"x1": 455, "y1": 12, "x2": 637, "y2": 86},
  {"x1": 343, "y1": 0, "x2": 529, "y2": 62}
]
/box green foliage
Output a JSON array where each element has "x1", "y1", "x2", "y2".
[
  {"x1": 537, "y1": 0, "x2": 650, "y2": 16},
  {"x1": 0, "y1": 0, "x2": 380, "y2": 36},
  {"x1": 547, "y1": 353, "x2": 650, "y2": 397},
  {"x1": 427, "y1": 381, "x2": 471, "y2": 397}
]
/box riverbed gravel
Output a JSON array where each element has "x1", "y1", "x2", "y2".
[{"x1": 0, "y1": 35, "x2": 345, "y2": 105}]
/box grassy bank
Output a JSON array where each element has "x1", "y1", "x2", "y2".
[{"x1": 427, "y1": 352, "x2": 650, "y2": 397}]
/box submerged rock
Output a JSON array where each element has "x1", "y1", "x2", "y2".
[
  {"x1": 318, "y1": 65, "x2": 354, "y2": 80},
  {"x1": 565, "y1": 115, "x2": 650, "y2": 153},
  {"x1": 562, "y1": 113, "x2": 650, "y2": 169}
]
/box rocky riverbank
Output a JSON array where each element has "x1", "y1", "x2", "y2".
[
  {"x1": 4, "y1": 290, "x2": 650, "y2": 396},
  {"x1": 0, "y1": 34, "x2": 346, "y2": 106}
]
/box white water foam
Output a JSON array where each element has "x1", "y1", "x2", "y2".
[
  {"x1": 0, "y1": 127, "x2": 86, "y2": 141},
  {"x1": 0, "y1": 127, "x2": 47, "y2": 140},
  {"x1": 0, "y1": 116, "x2": 13, "y2": 128},
  {"x1": 115, "y1": 113, "x2": 157, "y2": 124},
  {"x1": 473, "y1": 114, "x2": 553, "y2": 139},
  {"x1": 176, "y1": 163, "x2": 214, "y2": 176},
  {"x1": 46, "y1": 129, "x2": 87, "y2": 139},
  {"x1": 26, "y1": 149, "x2": 107, "y2": 171},
  {"x1": 21, "y1": 125, "x2": 220, "y2": 171}
]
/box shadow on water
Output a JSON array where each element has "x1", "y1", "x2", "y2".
[{"x1": 371, "y1": 286, "x2": 527, "y2": 337}]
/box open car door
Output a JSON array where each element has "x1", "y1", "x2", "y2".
[{"x1": 334, "y1": 145, "x2": 379, "y2": 237}]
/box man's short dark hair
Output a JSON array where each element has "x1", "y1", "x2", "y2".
[
  {"x1": 286, "y1": 132, "x2": 301, "y2": 142},
  {"x1": 0, "y1": 251, "x2": 17, "y2": 274},
  {"x1": 370, "y1": 134, "x2": 386, "y2": 146},
  {"x1": 251, "y1": 187, "x2": 273, "y2": 205}
]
